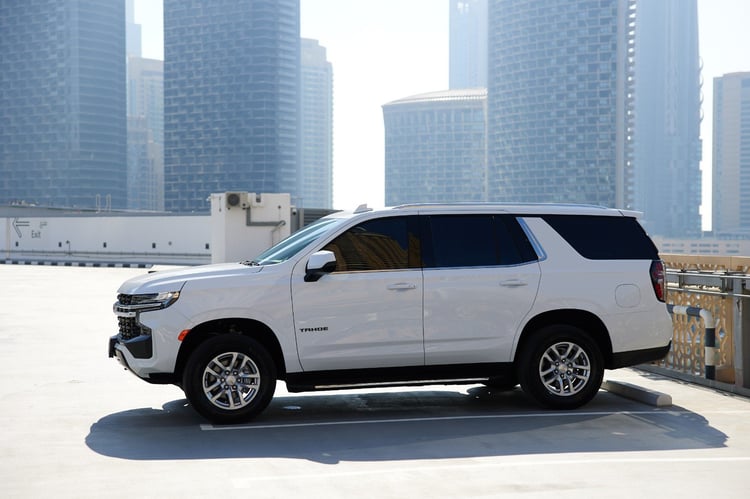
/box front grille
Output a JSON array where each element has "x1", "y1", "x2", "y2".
[
  {"x1": 118, "y1": 316, "x2": 150, "y2": 340},
  {"x1": 116, "y1": 294, "x2": 151, "y2": 340}
]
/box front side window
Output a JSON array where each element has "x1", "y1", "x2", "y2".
[{"x1": 322, "y1": 216, "x2": 417, "y2": 271}]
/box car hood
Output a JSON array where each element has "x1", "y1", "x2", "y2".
[{"x1": 117, "y1": 263, "x2": 264, "y2": 295}]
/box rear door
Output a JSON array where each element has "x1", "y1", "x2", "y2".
[{"x1": 421, "y1": 214, "x2": 540, "y2": 365}]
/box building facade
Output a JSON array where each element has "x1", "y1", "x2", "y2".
[
  {"x1": 127, "y1": 57, "x2": 164, "y2": 211},
  {"x1": 300, "y1": 38, "x2": 333, "y2": 209},
  {"x1": 449, "y1": 0, "x2": 488, "y2": 89},
  {"x1": 486, "y1": 0, "x2": 635, "y2": 208},
  {"x1": 0, "y1": 0, "x2": 127, "y2": 209},
  {"x1": 383, "y1": 89, "x2": 487, "y2": 206},
  {"x1": 633, "y1": 0, "x2": 702, "y2": 238},
  {"x1": 712, "y1": 72, "x2": 750, "y2": 237},
  {"x1": 163, "y1": 0, "x2": 300, "y2": 212}
]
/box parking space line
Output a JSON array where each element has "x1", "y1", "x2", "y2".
[{"x1": 201, "y1": 409, "x2": 750, "y2": 431}]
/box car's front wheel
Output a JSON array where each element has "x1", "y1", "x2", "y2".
[
  {"x1": 517, "y1": 325, "x2": 604, "y2": 409},
  {"x1": 183, "y1": 335, "x2": 276, "y2": 424}
]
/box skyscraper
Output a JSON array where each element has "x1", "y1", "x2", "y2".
[
  {"x1": 487, "y1": 0, "x2": 635, "y2": 208},
  {"x1": 163, "y1": 0, "x2": 300, "y2": 212},
  {"x1": 383, "y1": 89, "x2": 487, "y2": 205},
  {"x1": 449, "y1": 0, "x2": 488, "y2": 89},
  {"x1": 300, "y1": 38, "x2": 333, "y2": 209},
  {"x1": 0, "y1": 0, "x2": 127, "y2": 209},
  {"x1": 127, "y1": 57, "x2": 164, "y2": 211},
  {"x1": 125, "y1": 0, "x2": 142, "y2": 58},
  {"x1": 712, "y1": 72, "x2": 750, "y2": 237},
  {"x1": 633, "y1": 0, "x2": 702, "y2": 238}
]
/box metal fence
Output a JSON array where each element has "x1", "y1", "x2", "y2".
[{"x1": 657, "y1": 255, "x2": 750, "y2": 392}]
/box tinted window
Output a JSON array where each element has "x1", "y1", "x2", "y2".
[
  {"x1": 542, "y1": 215, "x2": 659, "y2": 260},
  {"x1": 427, "y1": 215, "x2": 496, "y2": 267},
  {"x1": 423, "y1": 215, "x2": 537, "y2": 268},
  {"x1": 323, "y1": 216, "x2": 416, "y2": 271}
]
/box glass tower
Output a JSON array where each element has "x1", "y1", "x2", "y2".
[
  {"x1": 0, "y1": 0, "x2": 127, "y2": 209},
  {"x1": 712, "y1": 73, "x2": 750, "y2": 237},
  {"x1": 487, "y1": 0, "x2": 635, "y2": 208},
  {"x1": 383, "y1": 89, "x2": 487, "y2": 206},
  {"x1": 300, "y1": 38, "x2": 333, "y2": 209},
  {"x1": 449, "y1": 0, "x2": 488, "y2": 89},
  {"x1": 163, "y1": 0, "x2": 300, "y2": 212},
  {"x1": 633, "y1": 0, "x2": 702, "y2": 237}
]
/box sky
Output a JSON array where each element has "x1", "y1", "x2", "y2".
[{"x1": 134, "y1": 0, "x2": 750, "y2": 229}]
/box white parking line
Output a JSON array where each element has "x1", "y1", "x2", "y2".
[{"x1": 201, "y1": 409, "x2": 750, "y2": 431}]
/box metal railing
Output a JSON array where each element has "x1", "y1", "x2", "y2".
[{"x1": 653, "y1": 254, "x2": 750, "y2": 393}]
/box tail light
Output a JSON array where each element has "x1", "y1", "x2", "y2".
[{"x1": 650, "y1": 260, "x2": 666, "y2": 302}]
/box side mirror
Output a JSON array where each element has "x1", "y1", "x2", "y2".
[{"x1": 304, "y1": 250, "x2": 337, "y2": 282}]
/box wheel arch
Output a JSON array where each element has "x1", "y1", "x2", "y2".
[
  {"x1": 515, "y1": 309, "x2": 613, "y2": 367},
  {"x1": 174, "y1": 318, "x2": 286, "y2": 382}
]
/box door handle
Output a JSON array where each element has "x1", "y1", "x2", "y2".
[
  {"x1": 500, "y1": 279, "x2": 527, "y2": 288},
  {"x1": 387, "y1": 283, "x2": 417, "y2": 291}
]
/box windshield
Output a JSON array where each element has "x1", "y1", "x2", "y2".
[{"x1": 252, "y1": 217, "x2": 345, "y2": 265}]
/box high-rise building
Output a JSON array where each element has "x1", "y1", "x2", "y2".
[
  {"x1": 633, "y1": 0, "x2": 702, "y2": 238},
  {"x1": 164, "y1": 0, "x2": 300, "y2": 212},
  {"x1": 127, "y1": 57, "x2": 164, "y2": 211},
  {"x1": 487, "y1": 0, "x2": 635, "y2": 208},
  {"x1": 712, "y1": 72, "x2": 750, "y2": 237},
  {"x1": 125, "y1": 0, "x2": 142, "y2": 58},
  {"x1": 300, "y1": 38, "x2": 333, "y2": 209},
  {"x1": 383, "y1": 89, "x2": 487, "y2": 206},
  {"x1": 449, "y1": 0, "x2": 488, "y2": 89},
  {"x1": 0, "y1": 0, "x2": 127, "y2": 209}
]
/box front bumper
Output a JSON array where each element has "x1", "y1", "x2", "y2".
[
  {"x1": 109, "y1": 335, "x2": 178, "y2": 385},
  {"x1": 109, "y1": 333, "x2": 152, "y2": 360}
]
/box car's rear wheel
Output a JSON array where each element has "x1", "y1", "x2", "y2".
[
  {"x1": 517, "y1": 325, "x2": 603, "y2": 409},
  {"x1": 183, "y1": 335, "x2": 276, "y2": 424}
]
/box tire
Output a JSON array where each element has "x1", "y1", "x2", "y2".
[
  {"x1": 517, "y1": 325, "x2": 603, "y2": 410},
  {"x1": 182, "y1": 335, "x2": 276, "y2": 424}
]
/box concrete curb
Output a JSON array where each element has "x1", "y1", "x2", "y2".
[
  {"x1": 2, "y1": 259, "x2": 151, "y2": 268},
  {"x1": 602, "y1": 379, "x2": 673, "y2": 407}
]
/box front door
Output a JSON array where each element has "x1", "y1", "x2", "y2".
[{"x1": 291, "y1": 216, "x2": 424, "y2": 371}]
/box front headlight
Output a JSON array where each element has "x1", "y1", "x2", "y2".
[
  {"x1": 137, "y1": 291, "x2": 181, "y2": 308},
  {"x1": 114, "y1": 291, "x2": 181, "y2": 315}
]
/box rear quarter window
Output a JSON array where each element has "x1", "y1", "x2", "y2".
[{"x1": 541, "y1": 215, "x2": 659, "y2": 260}]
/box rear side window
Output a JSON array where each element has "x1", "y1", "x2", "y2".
[
  {"x1": 541, "y1": 215, "x2": 659, "y2": 260},
  {"x1": 422, "y1": 215, "x2": 538, "y2": 268}
]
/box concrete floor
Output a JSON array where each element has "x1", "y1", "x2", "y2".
[{"x1": 1, "y1": 264, "x2": 749, "y2": 498}]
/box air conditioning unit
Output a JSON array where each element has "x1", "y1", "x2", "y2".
[{"x1": 225, "y1": 192, "x2": 249, "y2": 209}]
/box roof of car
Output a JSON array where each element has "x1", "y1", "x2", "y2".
[
  {"x1": 389, "y1": 203, "x2": 640, "y2": 217},
  {"x1": 325, "y1": 203, "x2": 642, "y2": 220}
]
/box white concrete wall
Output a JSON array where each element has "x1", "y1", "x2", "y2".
[
  {"x1": 2, "y1": 215, "x2": 211, "y2": 264},
  {"x1": 2, "y1": 193, "x2": 293, "y2": 265}
]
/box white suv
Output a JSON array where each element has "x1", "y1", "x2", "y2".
[{"x1": 110, "y1": 204, "x2": 672, "y2": 423}]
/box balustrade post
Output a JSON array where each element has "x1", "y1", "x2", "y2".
[{"x1": 667, "y1": 304, "x2": 717, "y2": 381}]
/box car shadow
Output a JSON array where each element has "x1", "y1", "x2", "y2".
[{"x1": 86, "y1": 386, "x2": 727, "y2": 464}]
